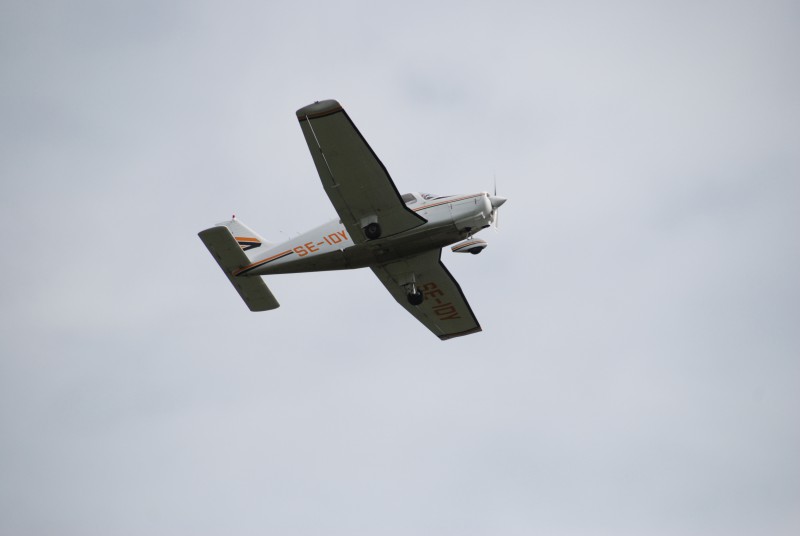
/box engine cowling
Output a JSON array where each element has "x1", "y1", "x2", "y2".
[{"x1": 451, "y1": 238, "x2": 487, "y2": 255}]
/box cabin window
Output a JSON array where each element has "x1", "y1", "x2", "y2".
[
  {"x1": 401, "y1": 193, "x2": 417, "y2": 204},
  {"x1": 420, "y1": 192, "x2": 449, "y2": 200}
]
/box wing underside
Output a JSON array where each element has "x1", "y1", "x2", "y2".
[
  {"x1": 371, "y1": 250, "x2": 482, "y2": 340},
  {"x1": 296, "y1": 100, "x2": 426, "y2": 243}
]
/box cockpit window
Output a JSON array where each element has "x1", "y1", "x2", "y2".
[{"x1": 404, "y1": 192, "x2": 451, "y2": 205}]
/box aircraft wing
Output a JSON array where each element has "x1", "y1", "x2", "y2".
[
  {"x1": 296, "y1": 100, "x2": 426, "y2": 243},
  {"x1": 371, "y1": 250, "x2": 482, "y2": 340}
]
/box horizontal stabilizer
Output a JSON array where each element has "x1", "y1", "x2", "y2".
[{"x1": 198, "y1": 226, "x2": 280, "y2": 311}]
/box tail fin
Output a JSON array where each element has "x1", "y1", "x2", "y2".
[
  {"x1": 214, "y1": 218, "x2": 275, "y2": 259},
  {"x1": 198, "y1": 226, "x2": 280, "y2": 311}
]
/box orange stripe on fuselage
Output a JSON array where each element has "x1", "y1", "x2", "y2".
[{"x1": 233, "y1": 250, "x2": 293, "y2": 276}]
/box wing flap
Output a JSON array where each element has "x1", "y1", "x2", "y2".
[{"x1": 371, "y1": 250, "x2": 481, "y2": 340}]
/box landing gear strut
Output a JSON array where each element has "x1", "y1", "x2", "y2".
[{"x1": 405, "y1": 279, "x2": 424, "y2": 306}]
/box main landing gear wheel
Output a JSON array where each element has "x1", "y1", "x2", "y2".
[
  {"x1": 407, "y1": 290, "x2": 424, "y2": 306},
  {"x1": 364, "y1": 222, "x2": 381, "y2": 240}
]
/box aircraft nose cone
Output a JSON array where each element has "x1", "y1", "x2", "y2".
[{"x1": 489, "y1": 195, "x2": 507, "y2": 209}]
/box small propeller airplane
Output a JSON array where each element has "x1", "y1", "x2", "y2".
[{"x1": 198, "y1": 99, "x2": 506, "y2": 340}]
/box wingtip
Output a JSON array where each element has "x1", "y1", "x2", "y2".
[
  {"x1": 296, "y1": 99, "x2": 343, "y2": 121},
  {"x1": 438, "y1": 326, "x2": 483, "y2": 341}
]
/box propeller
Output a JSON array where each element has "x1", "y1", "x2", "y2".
[{"x1": 488, "y1": 176, "x2": 506, "y2": 229}]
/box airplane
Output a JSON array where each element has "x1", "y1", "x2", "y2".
[{"x1": 198, "y1": 99, "x2": 506, "y2": 340}]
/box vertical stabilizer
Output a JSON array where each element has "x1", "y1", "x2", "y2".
[{"x1": 214, "y1": 218, "x2": 274, "y2": 259}]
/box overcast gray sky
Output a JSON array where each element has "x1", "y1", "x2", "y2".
[{"x1": 1, "y1": 1, "x2": 798, "y2": 534}]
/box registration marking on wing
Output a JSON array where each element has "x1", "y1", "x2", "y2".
[{"x1": 421, "y1": 281, "x2": 461, "y2": 320}]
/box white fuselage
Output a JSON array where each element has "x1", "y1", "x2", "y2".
[{"x1": 238, "y1": 192, "x2": 494, "y2": 276}]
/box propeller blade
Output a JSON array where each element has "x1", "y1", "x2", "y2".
[{"x1": 490, "y1": 177, "x2": 504, "y2": 230}]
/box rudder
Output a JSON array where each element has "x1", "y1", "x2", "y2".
[{"x1": 214, "y1": 218, "x2": 274, "y2": 259}]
